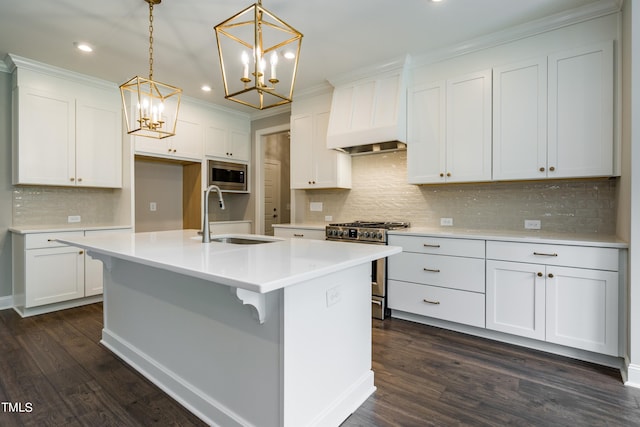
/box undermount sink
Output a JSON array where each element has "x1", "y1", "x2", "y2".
[
  {"x1": 210, "y1": 236, "x2": 277, "y2": 245},
  {"x1": 193, "y1": 233, "x2": 281, "y2": 245}
]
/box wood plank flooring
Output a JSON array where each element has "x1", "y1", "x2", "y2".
[{"x1": 0, "y1": 303, "x2": 639, "y2": 426}]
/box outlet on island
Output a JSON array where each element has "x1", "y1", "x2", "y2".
[
  {"x1": 524, "y1": 219, "x2": 541, "y2": 230},
  {"x1": 67, "y1": 215, "x2": 81, "y2": 223}
]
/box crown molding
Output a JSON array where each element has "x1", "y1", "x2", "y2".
[
  {"x1": 4, "y1": 53, "x2": 118, "y2": 90},
  {"x1": 326, "y1": 55, "x2": 411, "y2": 87},
  {"x1": 412, "y1": 0, "x2": 622, "y2": 68}
]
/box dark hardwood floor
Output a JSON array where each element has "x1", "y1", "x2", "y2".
[{"x1": 1, "y1": 303, "x2": 639, "y2": 426}]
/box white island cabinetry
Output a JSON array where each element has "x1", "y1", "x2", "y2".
[{"x1": 57, "y1": 230, "x2": 400, "y2": 427}]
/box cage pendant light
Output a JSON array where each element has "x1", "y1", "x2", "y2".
[
  {"x1": 214, "y1": 0, "x2": 302, "y2": 110},
  {"x1": 120, "y1": 0, "x2": 182, "y2": 139}
]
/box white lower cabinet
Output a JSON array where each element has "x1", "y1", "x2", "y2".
[
  {"x1": 387, "y1": 235, "x2": 486, "y2": 328},
  {"x1": 486, "y1": 241, "x2": 620, "y2": 356},
  {"x1": 273, "y1": 225, "x2": 325, "y2": 240},
  {"x1": 12, "y1": 228, "x2": 131, "y2": 315}
]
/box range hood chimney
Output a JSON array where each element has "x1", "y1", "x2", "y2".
[{"x1": 326, "y1": 56, "x2": 409, "y2": 155}]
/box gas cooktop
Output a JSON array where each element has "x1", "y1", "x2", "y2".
[{"x1": 326, "y1": 221, "x2": 410, "y2": 243}]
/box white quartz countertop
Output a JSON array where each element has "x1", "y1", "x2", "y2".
[
  {"x1": 57, "y1": 229, "x2": 401, "y2": 294},
  {"x1": 389, "y1": 227, "x2": 628, "y2": 248},
  {"x1": 9, "y1": 225, "x2": 132, "y2": 234}
]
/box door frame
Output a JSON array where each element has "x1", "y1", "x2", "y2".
[{"x1": 254, "y1": 124, "x2": 290, "y2": 235}]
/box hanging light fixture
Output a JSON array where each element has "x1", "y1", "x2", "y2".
[
  {"x1": 214, "y1": 0, "x2": 302, "y2": 110},
  {"x1": 120, "y1": 0, "x2": 182, "y2": 139}
]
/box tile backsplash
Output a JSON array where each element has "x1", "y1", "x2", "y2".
[
  {"x1": 13, "y1": 186, "x2": 123, "y2": 227},
  {"x1": 302, "y1": 150, "x2": 617, "y2": 234}
]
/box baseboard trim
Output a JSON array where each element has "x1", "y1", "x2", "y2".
[
  {"x1": 0, "y1": 295, "x2": 13, "y2": 311},
  {"x1": 624, "y1": 362, "x2": 640, "y2": 388}
]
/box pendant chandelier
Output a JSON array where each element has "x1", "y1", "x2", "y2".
[
  {"x1": 120, "y1": 0, "x2": 182, "y2": 139},
  {"x1": 214, "y1": 0, "x2": 302, "y2": 110}
]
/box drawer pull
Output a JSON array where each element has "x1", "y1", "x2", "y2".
[
  {"x1": 533, "y1": 252, "x2": 558, "y2": 257},
  {"x1": 47, "y1": 239, "x2": 55, "y2": 242},
  {"x1": 423, "y1": 299, "x2": 440, "y2": 305},
  {"x1": 372, "y1": 299, "x2": 382, "y2": 306},
  {"x1": 423, "y1": 268, "x2": 441, "y2": 273},
  {"x1": 293, "y1": 233, "x2": 304, "y2": 237},
  {"x1": 423, "y1": 243, "x2": 441, "y2": 248}
]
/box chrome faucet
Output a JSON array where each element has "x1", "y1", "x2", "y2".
[{"x1": 202, "y1": 185, "x2": 226, "y2": 243}]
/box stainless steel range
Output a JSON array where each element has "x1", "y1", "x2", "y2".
[{"x1": 326, "y1": 221, "x2": 409, "y2": 319}]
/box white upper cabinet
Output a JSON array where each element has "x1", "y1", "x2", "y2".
[
  {"x1": 291, "y1": 111, "x2": 351, "y2": 189},
  {"x1": 135, "y1": 104, "x2": 204, "y2": 162},
  {"x1": 548, "y1": 41, "x2": 614, "y2": 178},
  {"x1": 493, "y1": 41, "x2": 614, "y2": 180},
  {"x1": 326, "y1": 62, "x2": 407, "y2": 150},
  {"x1": 493, "y1": 57, "x2": 547, "y2": 180},
  {"x1": 205, "y1": 124, "x2": 250, "y2": 162},
  {"x1": 408, "y1": 69, "x2": 492, "y2": 184},
  {"x1": 13, "y1": 84, "x2": 122, "y2": 188}
]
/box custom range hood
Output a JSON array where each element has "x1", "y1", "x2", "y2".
[{"x1": 326, "y1": 56, "x2": 409, "y2": 155}]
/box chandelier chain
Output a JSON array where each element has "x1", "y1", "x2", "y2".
[{"x1": 148, "y1": 1, "x2": 154, "y2": 80}]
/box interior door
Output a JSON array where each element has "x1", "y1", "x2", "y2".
[{"x1": 263, "y1": 159, "x2": 281, "y2": 236}]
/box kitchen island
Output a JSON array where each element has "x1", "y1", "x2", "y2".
[{"x1": 58, "y1": 229, "x2": 400, "y2": 427}]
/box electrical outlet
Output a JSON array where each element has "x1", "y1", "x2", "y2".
[
  {"x1": 440, "y1": 217, "x2": 453, "y2": 226},
  {"x1": 149, "y1": 202, "x2": 157, "y2": 212},
  {"x1": 325, "y1": 215, "x2": 333, "y2": 222},
  {"x1": 326, "y1": 286, "x2": 342, "y2": 307},
  {"x1": 524, "y1": 219, "x2": 541, "y2": 230},
  {"x1": 310, "y1": 202, "x2": 323, "y2": 212},
  {"x1": 67, "y1": 215, "x2": 81, "y2": 223}
]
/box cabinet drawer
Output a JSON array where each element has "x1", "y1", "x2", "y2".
[
  {"x1": 486, "y1": 241, "x2": 619, "y2": 271},
  {"x1": 273, "y1": 228, "x2": 325, "y2": 240},
  {"x1": 388, "y1": 252, "x2": 485, "y2": 293},
  {"x1": 388, "y1": 235, "x2": 485, "y2": 258},
  {"x1": 25, "y1": 231, "x2": 84, "y2": 249},
  {"x1": 388, "y1": 280, "x2": 485, "y2": 328}
]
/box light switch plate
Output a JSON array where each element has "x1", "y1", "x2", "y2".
[{"x1": 310, "y1": 202, "x2": 323, "y2": 212}]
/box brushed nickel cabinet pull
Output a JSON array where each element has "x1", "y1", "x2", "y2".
[
  {"x1": 533, "y1": 252, "x2": 558, "y2": 257},
  {"x1": 423, "y1": 299, "x2": 440, "y2": 305},
  {"x1": 423, "y1": 243, "x2": 441, "y2": 248},
  {"x1": 423, "y1": 268, "x2": 441, "y2": 273}
]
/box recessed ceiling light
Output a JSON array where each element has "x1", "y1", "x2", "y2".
[
  {"x1": 284, "y1": 51, "x2": 296, "y2": 60},
  {"x1": 74, "y1": 42, "x2": 93, "y2": 53},
  {"x1": 201, "y1": 85, "x2": 212, "y2": 92}
]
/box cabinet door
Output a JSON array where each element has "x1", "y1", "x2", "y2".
[
  {"x1": 25, "y1": 246, "x2": 84, "y2": 307},
  {"x1": 15, "y1": 87, "x2": 75, "y2": 186},
  {"x1": 311, "y1": 111, "x2": 338, "y2": 188},
  {"x1": 548, "y1": 41, "x2": 614, "y2": 178},
  {"x1": 290, "y1": 113, "x2": 314, "y2": 189},
  {"x1": 486, "y1": 260, "x2": 546, "y2": 340},
  {"x1": 168, "y1": 118, "x2": 203, "y2": 160},
  {"x1": 445, "y1": 69, "x2": 492, "y2": 183},
  {"x1": 407, "y1": 81, "x2": 446, "y2": 184},
  {"x1": 546, "y1": 266, "x2": 619, "y2": 356},
  {"x1": 493, "y1": 58, "x2": 547, "y2": 180},
  {"x1": 76, "y1": 94, "x2": 123, "y2": 187},
  {"x1": 205, "y1": 125, "x2": 228, "y2": 158},
  {"x1": 228, "y1": 129, "x2": 250, "y2": 162}
]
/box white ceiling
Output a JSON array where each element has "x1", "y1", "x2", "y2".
[{"x1": 0, "y1": 0, "x2": 619, "y2": 115}]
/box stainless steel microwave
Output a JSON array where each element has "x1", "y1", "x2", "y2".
[{"x1": 208, "y1": 160, "x2": 248, "y2": 192}]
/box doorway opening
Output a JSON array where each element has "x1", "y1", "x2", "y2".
[{"x1": 255, "y1": 125, "x2": 291, "y2": 235}]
